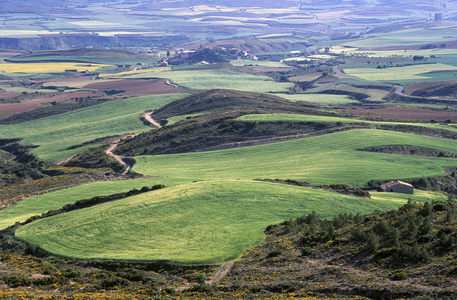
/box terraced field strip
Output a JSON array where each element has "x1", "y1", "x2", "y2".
[
  {"x1": 16, "y1": 180, "x2": 446, "y2": 263},
  {"x1": 237, "y1": 113, "x2": 457, "y2": 133},
  {"x1": 229, "y1": 59, "x2": 290, "y2": 68},
  {"x1": 0, "y1": 62, "x2": 109, "y2": 73},
  {"x1": 0, "y1": 93, "x2": 188, "y2": 161},
  {"x1": 276, "y1": 93, "x2": 358, "y2": 104},
  {"x1": 133, "y1": 129, "x2": 457, "y2": 187},
  {"x1": 341, "y1": 27, "x2": 457, "y2": 48},
  {"x1": 0, "y1": 178, "x2": 189, "y2": 230},
  {"x1": 124, "y1": 69, "x2": 294, "y2": 93},
  {"x1": 343, "y1": 63, "x2": 457, "y2": 82}
]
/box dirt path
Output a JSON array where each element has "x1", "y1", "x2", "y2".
[
  {"x1": 105, "y1": 134, "x2": 138, "y2": 175},
  {"x1": 164, "y1": 79, "x2": 179, "y2": 88},
  {"x1": 332, "y1": 66, "x2": 457, "y2": 102},
  {"x1": 143, "y1": 112, "x2": 162, "y2": 128},
  {"x1": 207, "y1": 260, "x2": 236, "y2": 285}
]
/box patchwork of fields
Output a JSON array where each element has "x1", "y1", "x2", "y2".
[{"x1": 3, "y1": 4, "x2": 457, "y2": 271}]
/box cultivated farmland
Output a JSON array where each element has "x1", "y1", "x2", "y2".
[
  {"x1": 125, "y1": 69, "x2": 294, "y2": 93},
  {"x1": 0, "y1": 93, "x2": 188, "y2": 161},
  {"x1": 16, "y1": 179, "x2": 442, "y2": 263},
  {"x1": 133, "y1": 130, "x2": 457, "y2": 187}
]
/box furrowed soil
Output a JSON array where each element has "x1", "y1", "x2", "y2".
[{"x1": 83, "y1": 79, "x2": 186, "y2": 97}]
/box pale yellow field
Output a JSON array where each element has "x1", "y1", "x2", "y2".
[{"x1": 0, "y1": 63, "x2": 109, "y2": 73}]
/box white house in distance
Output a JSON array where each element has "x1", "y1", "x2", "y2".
[{"x1": 380, "y1": 180, "x2": 414, "y2": 194}]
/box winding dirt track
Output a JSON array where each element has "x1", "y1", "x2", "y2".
[
  {"x1": 104, "y1": 112, "x2": 161, "y2": 174},
  {"x1": 144, "y1": 111, "x2": 162, "y2": 128},
  {"x1": 332, "y1": 66, "x2": 457, "y2": 102}
]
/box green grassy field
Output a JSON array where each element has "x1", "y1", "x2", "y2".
[
  {"x1": 230, "y1": 59, "x2": 290, "y2": 68},
  {"x1": 0, "y1": 93, "x2": 188, "y2": 161},
  {"x1": 343, "y1": 63, "x2": 457, "y2": 82},
  {"x1": 133, "y1": 129, "x2": 457, "y2": 187},
  {"x1": 341, "y1": 27, "x2": 457, "y2": 48},
  {"x1": 16, "y1": 179, "x2": 441, "y2": 264},
  {"x1": 0, "y1": 178, "x2": 189, "y2": 230},
  {"x1": 237, "y1": 113, "x2": 457, "y2": 132},
  {"x1": 276, "y1": 93, "x2": 358, "y2": 104},
  {"x1": 125, "y1": 69, "x2": 294, "y2": 93}
]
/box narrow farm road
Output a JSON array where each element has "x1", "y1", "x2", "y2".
[
  {"x1": 105, "y1": 113, "x2": 162, "y2": 174},
  {"x1": 144, "y1": 111, "x2": 162, "y2": 128},
  {"x1": 164, "y1": 79, "x2": 179, "y2": 88},
  {"x1": 332, "y1": 66, "x2": 457, "y2": 102},
  {"x1": 105, "y1": 134, "x2": 138, "y2": 175}
]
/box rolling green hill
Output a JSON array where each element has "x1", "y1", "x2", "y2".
[
  {"x1": 133, "y1": 129, "x2": 457, "y2": 187},
  {"x1": 16, "y1": 180, "x2": 441, "y2": 264},
  {"x1": 0, "y1": 93, "x2": 188, "y2": 161}
]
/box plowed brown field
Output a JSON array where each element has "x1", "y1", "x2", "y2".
[
  {"x1": 338, "y1": 107, "x2": 457, "y2": 121},
  {"x1": 0, "y1": 91, "x2": 100, "y2": 116},
  {"x1": 83, "y1": 79, "x2": 186, "y2": 97}
]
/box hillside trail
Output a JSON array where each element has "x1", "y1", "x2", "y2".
[
  {"x1": 105, "y1": 112, "x2": 162, "y2": 174},
  {"x1": 164, "y1": 79, "x2": 179, "y2": 88},
  {"x1": 143, "y1": 111, "x2": 162, "y2": 128},
  {"x1": 207, "y1": 259, "x2": 236, "y2": 285},
  {"x1": 105, "y1": 134, "x2": 138, "y2": 175},
  {"x1": 160, "y1": 257, "x2": 240, "y2": 293}
]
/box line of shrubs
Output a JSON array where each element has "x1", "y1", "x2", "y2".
[{"x1": 23, "y1": 184, "x2": 166, "y2": 225}]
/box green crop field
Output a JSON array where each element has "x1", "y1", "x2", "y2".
[
  {"x1": 230, "y1": 59, "x2": 290, "y2": 68},
  {"x1": 133, "y1": 130, "x2": 457, "y2": 187},
  {"x1": 237, "y1": 113, "x2": 457, "y2": 132},
  {"x1": 16, "y1": 179, "x2": 439, "y2": 264},
  {"x1": 341, "y1": 27, "x2": 457, "y2": 48},
  {"x1": 0, "y1": 178, "x2": 189, "y2": 230},
  {"x1": 343, "y1": 63, "x2": 457, "y2": 82},
  {"x1": 0, "y1": 93, "x2": 188, "y2": 161},
  {"x1": 277, "y1": 93, "x2": 358, "y2": 104},
  {"x1": 125, "y1": 69, "x2": 294, "y2": 93}
]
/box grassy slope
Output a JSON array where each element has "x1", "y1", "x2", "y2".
[
  {"x1": 133, "y1": 129, "x2": 457, "y2": 187},
  {"x1": 125, "y1": 69, "x2": 294, "y2": 93},
  {"x1": 276, "y1": 93, "x2": 358, "y2": 104},
  {"x1": 15, "y1": 180, "x2": 437, "y2": 264},
  {"x1": 0, "y1": 93, "x2": 188, "y2": 161},
  {"x1": 0, "y1": 178, "x2": 189, "y2": 230},
  {"x1": 342, "y1": 27, "x2": 457, "y2": 48},
  {"x1": 237, "y1": 113, "x2": 457, "y2": 132},
  {"x1": 343, "y1": 63, "x2": 457, "y2": 82}
]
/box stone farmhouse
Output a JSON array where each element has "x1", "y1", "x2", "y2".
[{"x1": 380, "y1": 180, "x2": 414, "y2": 194}]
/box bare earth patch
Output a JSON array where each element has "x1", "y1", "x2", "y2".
[
  {"x1": 83, "y1": 79, "x2": 186, "y2": 97},
  {"x1": 338, "y1": 107, "x2": 457, "y2": 121},
  {"x1": 0, "y1": 90, "x2": 101, "y2": 116},
  {"x1": 405, "y1": 81, "x2": 457, "y2": 94}
]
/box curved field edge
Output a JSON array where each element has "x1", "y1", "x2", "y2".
[
  {"x1": 132, "y1": 129, "x2": 457, "y2": 187},
  {"x1": 0, "y1": 177, "x2": 189, "y2": 230},
  {"x1": 15, "y1": 180, "x2": 445, "y2": 264},
  {"x1": 0, "y1": 93, "x2": 189, "y2": 161},
  {"x1": 237, "y1": 113, "x2": 457, "y2": 133}
]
